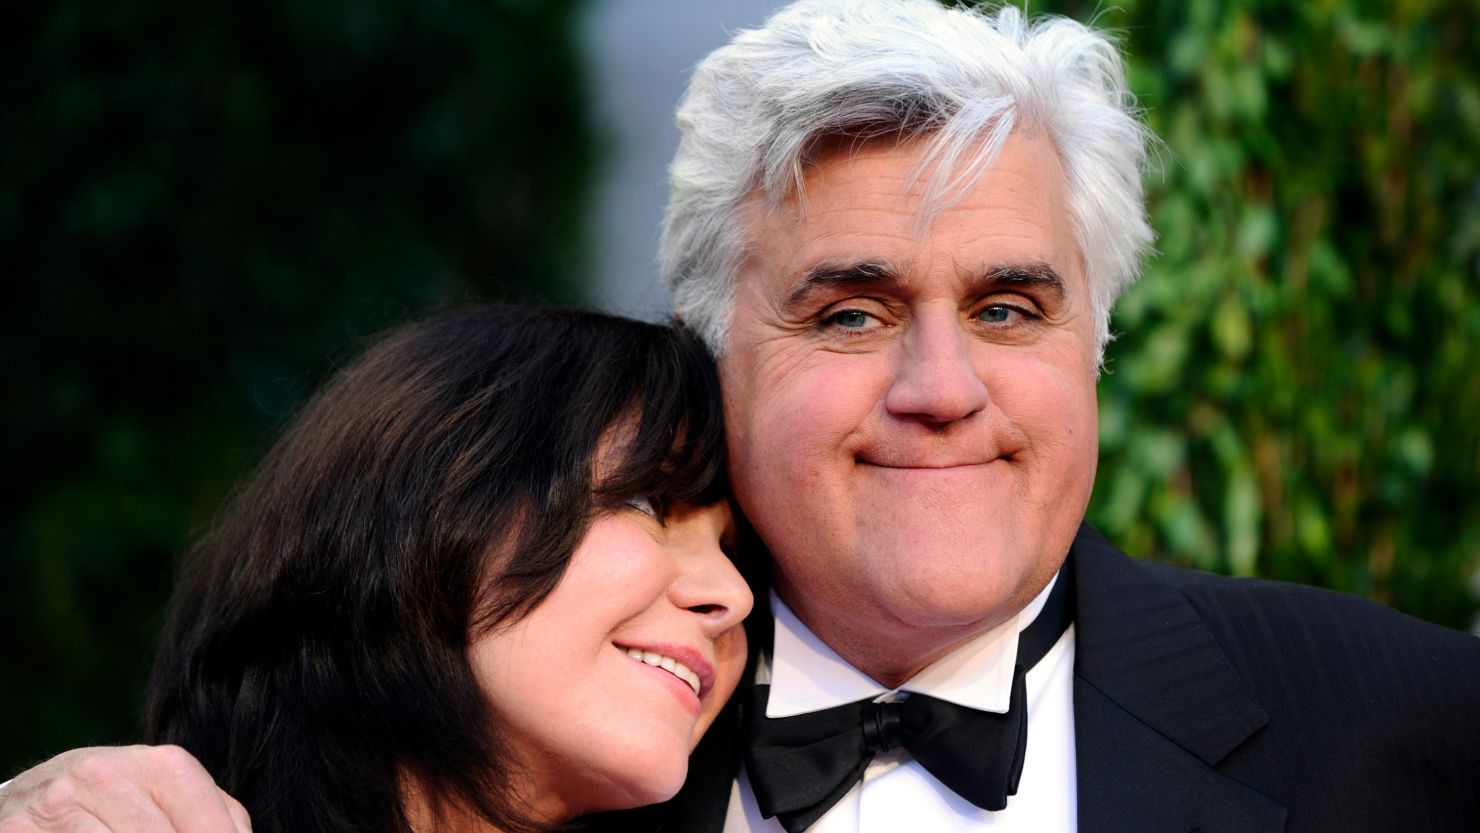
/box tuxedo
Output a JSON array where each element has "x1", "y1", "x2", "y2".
[{"x1": 661, "y1": 523, "x2": 1480, "y2": 833}]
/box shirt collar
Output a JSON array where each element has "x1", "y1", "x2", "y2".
[{"x1": 760, "y1": 572, "x2": 1060, "y2": 718}]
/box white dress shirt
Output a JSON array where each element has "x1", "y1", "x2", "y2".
[{"x1": 724, "y1": 578, "x2": 1077, "y2": 833}]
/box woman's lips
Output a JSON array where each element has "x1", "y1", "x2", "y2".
[{"x1": 614, "y1": 642, "x2": 716, "y2": 699}]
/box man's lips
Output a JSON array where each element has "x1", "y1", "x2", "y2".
[
  {"x1": 858, "y1": 455, "x2": 1011, "y2": 469},
  {"x1": 613, "y1": 642, "x2": 717, "y2": 700}
]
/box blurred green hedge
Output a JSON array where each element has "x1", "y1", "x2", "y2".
[
  {"x1": 1029, "y1": 0, "x2": 1480, "y2": 626},
  {"x1": 1, "y1": 0, "x2": 594, "y2": 776}
]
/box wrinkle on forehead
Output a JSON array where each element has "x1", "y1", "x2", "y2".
[
  {"x1": 761, "y1": 123, "x2": 1056, "y2": 237},
  {"x1": 745, "y1": 133, "x2": 1080, "y2": 291}
]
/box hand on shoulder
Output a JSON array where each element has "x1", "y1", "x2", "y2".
[{"x1": 0, "y1": 745, "x2": 250, "y2": 833}]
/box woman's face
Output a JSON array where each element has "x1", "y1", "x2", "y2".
[{"x1": 470, "y1": 499, "x2": 752, "y2": 821}]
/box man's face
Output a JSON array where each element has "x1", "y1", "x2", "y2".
[{"x1": 719, "y1": 132, "x2": 1099, "y2": 680}]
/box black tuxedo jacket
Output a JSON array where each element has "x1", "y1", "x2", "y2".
[{"x1": 660, "y1": 523, "x2": 1480, "y2": 833}]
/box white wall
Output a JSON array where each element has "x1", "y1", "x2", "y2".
[{"x1": 580, "y1": 0, "x2": 781, "y2": 321}]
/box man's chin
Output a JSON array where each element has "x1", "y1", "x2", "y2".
[
  {"x1": 820, "y1": 581, "x2": 1037, "y2": 686},
  {"x1": 883, "y1": 581, "x2": 1031, "y2": 632},
  {"x1": 867, "y1": 540, "x2": 1065, "y2": 625}
]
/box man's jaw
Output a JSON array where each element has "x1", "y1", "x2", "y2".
[{"x1": 773, "y1": 572, "x2": 1026, "y2": 689}]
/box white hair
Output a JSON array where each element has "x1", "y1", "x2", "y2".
[{"x1": 660, "y1": 0, "x2": 1155, "y2": 364}]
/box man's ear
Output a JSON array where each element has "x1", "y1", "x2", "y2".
[{"x1": 670, "y1": 308, "x2": 684, "y2": 325}]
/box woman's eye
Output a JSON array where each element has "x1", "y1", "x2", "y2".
[{"x1": 626, "y1": 497, "x2": 660, "y2": 519}]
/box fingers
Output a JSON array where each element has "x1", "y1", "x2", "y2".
[
  {"x1": 49, "y1": 764, "x2": 178, "y2": 833},
  {"x1": 132, "y1": 747, "x2": 249, "y2": 833},
  {"x1": 221, "y1": 795, "x2": 251, "y2": 833},
  {"x1": 0, "y1": 746, "x2": 250, "y2": 833}
]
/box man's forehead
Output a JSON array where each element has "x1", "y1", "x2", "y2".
[
  {"x1": 735, "y1": 131, "x2": 1081, "y2": 296},
  {"x1": 760, "y1": 127, "x2": 1060, "y2": 220}
]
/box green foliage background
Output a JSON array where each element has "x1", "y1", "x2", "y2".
[
  {"x1": 1031, "y1": 0, "x2": 1480, "y2": 628},
  {"x1": 1, "y1": 0, "x2": 595, "y2": 776},
  {"x1": 3, "y1": 0, "x2": 1476, "y2": 778}
]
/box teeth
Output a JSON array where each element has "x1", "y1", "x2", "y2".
[{"x1": 624, "y1": 647, "x2": 702, "y2": 696}]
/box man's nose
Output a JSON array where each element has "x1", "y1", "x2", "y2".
[
  {"x1": 670, "y1": 543, "x2": 754, "y2": 637},
  {"x1": 884, "y1": 311, "x2": 989, "y2": 424}
]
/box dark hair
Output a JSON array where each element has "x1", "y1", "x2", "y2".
[{"x1": 143, "y1": 305, "x2": 729, "y2": 833}]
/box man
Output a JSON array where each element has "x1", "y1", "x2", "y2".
[
  {"x1": 655, "y1": 4, "x2": 1479, "y2": 832},
  {"x1": 4, "y1": 1, "x2": 1478, "y2": 831}
]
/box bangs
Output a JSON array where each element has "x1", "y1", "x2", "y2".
[
  {"x1": 591, "y1": 330, "x2": 728, "y2": 511},
  {"x1": 474, "y1": 311, "x2": 729, "y2": 629}
]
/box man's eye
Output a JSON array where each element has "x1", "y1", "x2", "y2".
[
  {"x1": 977, "y1": 305, "x2": 1018, "y2": 324},
  {"x1": 824, "y1": 309, "x2": 874, "y2": 329},
  {"x1": 626, "y1": 497, "x2": 661, "y2": 519}
]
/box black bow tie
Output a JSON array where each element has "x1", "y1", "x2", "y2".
[{"x1": 743, "y1": 559, "x2": 1075, "y2": 833}]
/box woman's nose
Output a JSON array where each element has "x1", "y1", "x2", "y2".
[{"x1": 670, "y1": 537, "x2": 753, "y2": 636}]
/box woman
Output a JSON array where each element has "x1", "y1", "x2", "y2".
[{"x1": 140, "y1": 305, "x2": 752, "y2": 832}]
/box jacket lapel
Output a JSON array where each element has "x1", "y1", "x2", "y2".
[{"x1": 1070, "y1": 524, "x2": 1286, "y2": 833}]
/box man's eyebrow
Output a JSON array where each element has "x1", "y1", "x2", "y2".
[
  {"x1": 783, "y1": 261, "x2": 901, "y2": 308},
  {"x1": 781, "y1": 261, "x2": 1068, "y2": 309},
  {"x1": 973, "y1": 263, "x2": 1067, "y2": 302}
]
